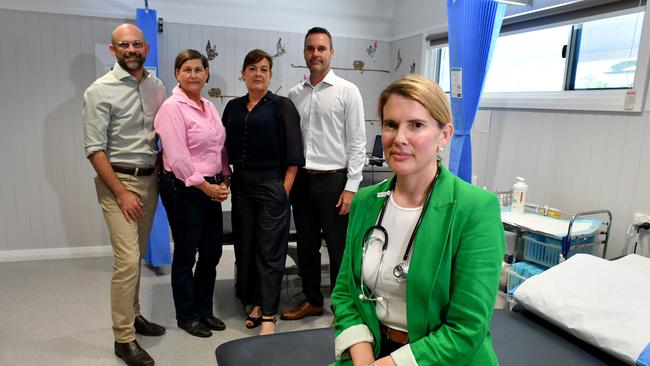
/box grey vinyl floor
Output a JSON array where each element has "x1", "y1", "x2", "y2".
[{"x1": 0, "y1": 250, "x2": 333, "y2": 366}]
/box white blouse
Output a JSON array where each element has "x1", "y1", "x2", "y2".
[{"x1": 362, "y1": 194, "x2": 422, "y2": 332}]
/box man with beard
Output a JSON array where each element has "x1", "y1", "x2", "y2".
[
  {"x1": 83, "y1": 23, "x2": 166, "y2": 366},
  {"x1": 281, "y1": 27, "x2": 366, "y2": 321}
]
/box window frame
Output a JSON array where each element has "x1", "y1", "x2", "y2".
[{"x1": 424, "y1": 45, "x2": 450, "y2": 93}]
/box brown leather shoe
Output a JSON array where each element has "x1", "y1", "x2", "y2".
[
  {"x1": 114, "y1": 340, "x2": 155, "y2": 366},
  {"x1": 134, "y1": 315, "x2": 166, "y2": 337},
  {"x1": 280, "y1": 300, "x2": 324, "y2": 320}
]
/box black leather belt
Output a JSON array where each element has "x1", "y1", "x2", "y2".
[
  {"x1": 112, "y1": 165, "x2": 155, "y2": 176},
  {"x1": 204, "y1": 174, "x2": 224, "y2": 185},
  {"x1": 162, "y1": 170, "x2": 224, "y2": 185},
  {"x1": 304, "y1": 168, "x2": 347, "y2": 175}
]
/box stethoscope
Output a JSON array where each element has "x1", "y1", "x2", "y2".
[{"x1": 358, "y1": 165, "x2": 440, "y2": 302}]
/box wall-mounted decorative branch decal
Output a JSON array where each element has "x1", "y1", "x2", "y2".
[
  {"x1": 206, "y1": 40, "x2": 218, "y2": 60},
  {"x1": 410, "y1": 60, "x2": 416, "y2": 74},
  {"x1": 208, "y1": 87, "x2": 237, "y2": 103},
  {"x1": 290, "y1": 62, "x2": 389, "y2": 74}
]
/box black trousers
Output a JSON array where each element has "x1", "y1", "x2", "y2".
[
  {"x1": 159, "y1": 172, "x2": 223, "y2": 322},
  {"x1": 232, "y1": 168, "x2": 290, "y2": 316},
  {"x1": 378, "y1": 333, "x2": 405, "y2": 358},
  {"x1": 290, "y1": 169, "x2": 348, "y2": 307}
]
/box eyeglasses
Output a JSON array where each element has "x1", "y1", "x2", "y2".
[{"x1": 114, "y1": 40, "x2": 145, "y2": 50}]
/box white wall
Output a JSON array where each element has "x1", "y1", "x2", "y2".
[
  {"x1": 0, "y1": 10, "x2": 121, "y2": 257},
  {"x1": 389, "y1": 34, "x2": 426, "y2": 79}
]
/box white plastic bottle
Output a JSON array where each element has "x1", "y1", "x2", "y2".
[{"x1": 511, "y1": 177, "x2": 528, "y2": 215}]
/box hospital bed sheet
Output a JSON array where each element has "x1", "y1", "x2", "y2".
[{"x1": 501, "y1": 211, "x2": 601, "y2": 239}]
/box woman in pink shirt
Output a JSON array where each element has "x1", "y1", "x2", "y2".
[{"x1": 154, "y1": 49, "x2": 230, "y2": 338}]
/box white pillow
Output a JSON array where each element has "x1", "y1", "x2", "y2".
[{"x1": 513, "y1": 254, "x2": 650, "y2": 365}]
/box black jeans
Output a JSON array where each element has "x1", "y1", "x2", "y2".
[
  {"x1": 159, "y1": 172, "x2": 223, "y2": 321},
  {"x1": 232, "y1": 168, "x2": 290, "y2": 316},
  {"x1": 290, "y1": 169, "x2": 348, "y2": 307}
]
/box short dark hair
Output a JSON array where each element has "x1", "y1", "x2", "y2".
[
  {"x1": 242, "y1": 49, "x2": 273, "y2": 72},
  {"x1": 174, "y1": 49, "x2": 210, "y2": 82},
  {"x1": 305, "y1": 27, "x2": 333, "y2": 49}
]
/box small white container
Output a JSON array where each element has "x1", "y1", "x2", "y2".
[{"x1": 511, "y1": 177, "x2": 528, "y2": 215}]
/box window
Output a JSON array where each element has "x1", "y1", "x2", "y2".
[
  {"x1": 424, "y1": 5, "x2": 649, "y2": 112},
  {"x1": 571, "y1": 11, "x2": 645, "y2": 89},
  {"x1": 425, "y1": 45, "x2": 450, "y2": 93},
  {"x1": 483, "y1": 25, "x2": 571, "y2": 92}
]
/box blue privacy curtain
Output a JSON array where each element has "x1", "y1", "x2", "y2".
[
  {"x1": 447, "y1": 0, "x2": 506, "y2": 182},
  {"x1": 138, "y1": 8, "x2": 172, "y2": 267}
]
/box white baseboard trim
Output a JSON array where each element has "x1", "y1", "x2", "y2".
[
  {"x1": 0, "y1": 243, "x2": 235, "y2": 263},
  {"x1": 0, "y1": 245, "x2": 113, "y2": 263}
]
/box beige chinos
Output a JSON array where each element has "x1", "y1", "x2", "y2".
[{"x1": 95, "y1": 172, "x2": 158, "y2": 342}]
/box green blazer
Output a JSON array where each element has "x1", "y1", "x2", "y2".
[{"x1": 331, "y1": 165, "x2": 505, "y2": 365}]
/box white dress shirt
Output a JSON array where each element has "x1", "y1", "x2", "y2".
[{"x1": 288, "y1": 70, "x2": 366, "y2": 192}]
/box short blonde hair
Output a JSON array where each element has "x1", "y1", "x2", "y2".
[{"x1": 377, "y1": 74, "x2": 451, "y2": 128}]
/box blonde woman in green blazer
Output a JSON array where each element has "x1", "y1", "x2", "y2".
[{"x1": 331, "y1": 75, "x2": 505, "y2": 366}]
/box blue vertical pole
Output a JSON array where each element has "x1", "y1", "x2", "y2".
[
  {"x1": 137, "y1": 8, "x2": 159, "y2": 75},
  {"x1": 137, "y1": 8, "x2": 171, "y2": 267}
]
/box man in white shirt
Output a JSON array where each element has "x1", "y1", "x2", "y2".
[{"x1": 281, "y1": 27, "x2": 366, "y2": 320}]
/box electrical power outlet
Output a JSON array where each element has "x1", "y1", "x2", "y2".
[{"x1": 634, "y1": 212, "x2": 650, "y2": 224}]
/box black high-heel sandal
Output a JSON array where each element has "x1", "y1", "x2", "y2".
[
  {"x1": 245, "y1": 315, "x2": 262, "y2": 329},
  {"x1": 261, "y1": 316, "x2": 276, "y2": 324},
  {"x1": 259, "y1": 316, "x2": 277, "y2": 336}
]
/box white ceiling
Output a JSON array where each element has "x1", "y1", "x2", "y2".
[{"x1": 0, "y1": 0, "x2": 448, "y2": 40}]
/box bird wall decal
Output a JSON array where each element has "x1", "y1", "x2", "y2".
[
  {"x1": 395, "y1": 49, "x2": 403, "y2": 71},
  {"x1": 273, "y1": 38, "x2": 286, "y2": 58},
  {"x1": 206, "y1": 40, "x2": 218, "y2": 60}
]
